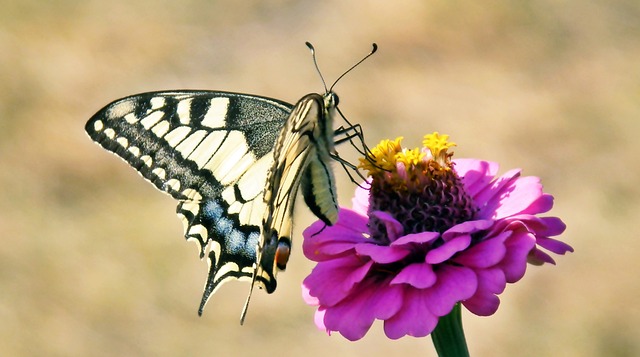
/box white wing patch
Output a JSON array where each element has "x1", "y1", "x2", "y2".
[
  {"x1": 235, "y1": 154, "x2": 273, "y2": 202},
  {"x1": 203, "y1": 132, "x2": 250, "y2": 180},
  {"x1": 188, "y1": 224, "x2": 208, "y2": 243},
  {"x1": 151, "y1": 120, "x2": 171, "y2": 137},
  {"x1": 175, "y1": 130, "x2": 208, "y2": 158},
  {"x1": 216, "y1": 150, "x2": 256, "y2": 185},
  {"x1": 181, "y1": 188, "x2": 202, "y2": 202},
  {"x1": 140, "y1": 155, "x2": 153, "y2": 167},
  {"x1": 177, "y1": 98, "x2": 192, "y2": 125},
  {"x1": 140, "y1": 111, "x2": 164, "y2": 129},
  {"x1": 150, "y1": 96, "x2": 165, "y2": 109},
  {"x1": 124, "y1": 113, "x2": 139, "y2": 124},
  {"x1": 188, "y1": 131, "x2": 226, "y2": 168},
  {"x1": 116, "y1": 136, "x2": 129, "y2": 148},
  {"x1": 106, "y1": 99, "x2": 135, "y2": 120},
  {"x1": 128, "y1": 146, "x2": 140, "y2": 157},
  {"x1": 164, "y1": 126, "x2": 192, "y2": 147},
  {"x1": 93, "y1": 120, "x2": 104, "y2": 131},
  {"x1": 202, "y1": 97, "x2": 230, "y2": 128},
  {"x1": 180, "y1": 201, "x2": 200, "y2": 220},
  {"x1": 103, "y1": 128, "x2": 116, "y2": 139},
  {"x1": 152, "y1": 167, "x2": 166, "y2": 180},
  {"x1": 216, "y1": 262, "x2": 243, "y2": 281},
  {"x1": 165, "y1": 178, "x2": 181, "y2": 192}
]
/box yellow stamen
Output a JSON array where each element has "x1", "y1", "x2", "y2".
[
  {"x1": 423, "y1": 132, "x2": 456, "y2": 166},
  {"x1": 359, "y1": 137, "x2": 403, "y2": 174},
  {"x1": 360, "y1": 133, "x2": 456, "y2": 177},
  {"x1": 395, "y1": 148, "x2": 425, "y2": 167}
]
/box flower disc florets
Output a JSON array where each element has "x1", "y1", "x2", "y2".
[{"x1": 360, "y1": 133, "x2": 477, "y2": 242}]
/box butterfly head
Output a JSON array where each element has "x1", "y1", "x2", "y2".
[
  {"x1": 323, "y1": 91, "x2": 339, "y2": 111},
  {"x1": 325, "y1": 91, "x2": 339, "y2": 106}
]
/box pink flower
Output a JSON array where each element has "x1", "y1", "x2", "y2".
[{"x1": 302, "y1": 133, "x2": 572, "y2": 341}]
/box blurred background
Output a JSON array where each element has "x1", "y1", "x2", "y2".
[{"x1": 1, "y1": 1, "x2": 638, "y2": 356}]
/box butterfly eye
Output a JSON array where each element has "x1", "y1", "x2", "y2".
[
  {"x1": 275, "y1": 240, "x2": 291, "y2": 270},
  {"x1": 333, "y1": 93, "x2": 339, "y2": 106}
]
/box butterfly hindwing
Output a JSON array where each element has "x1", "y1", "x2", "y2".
[{"x1": 86, "y1": 90, "x2": 295, "y2": 305}]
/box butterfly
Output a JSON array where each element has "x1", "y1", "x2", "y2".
[{"x1": 85, "y1": 43, "x2": 376, "y2": 323}]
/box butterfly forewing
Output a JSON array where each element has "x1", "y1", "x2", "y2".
[{"x1": 86, "y1": 91, "x2": 294, "y2": 302}]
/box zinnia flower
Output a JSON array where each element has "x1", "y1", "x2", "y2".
[{"x1": 302, "y1": 132, "x2": 573, "y2": 341}]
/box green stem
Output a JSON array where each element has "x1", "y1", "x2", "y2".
[{"x1": 431, "y1": 303, "x2": 470, "y2": 357}]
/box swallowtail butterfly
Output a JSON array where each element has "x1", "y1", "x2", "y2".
[{"x1": 85, "y1": 43, "x2": 376, "y2": 322}]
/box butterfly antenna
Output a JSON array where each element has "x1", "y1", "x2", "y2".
[
  {"x1": 306, "y1": 42, "x2": 329, "y2": 93},
  {"x1": 329, "y1": 43, "x2": 378, "y2": 92}
]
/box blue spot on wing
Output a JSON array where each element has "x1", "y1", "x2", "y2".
[
  {"x1": 204, "y1": 199, "x2": 224, "y2": 218},
  {"x1": 246, "y1": 231, "x2": 259, "y2": 255},
  {"x1": 202, "y1": 200, "x2": 257, "y2": 258}
]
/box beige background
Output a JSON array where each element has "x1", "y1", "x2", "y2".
[{"x1": 1, "y1": 1, "x2": 638, "y2": 356}]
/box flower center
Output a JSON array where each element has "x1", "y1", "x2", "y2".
[{"x1": 360, "y1": 133, "x2": 477, "y2": 243}]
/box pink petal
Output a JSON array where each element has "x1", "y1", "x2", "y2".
[
  {"x1": 322, "y1": 278, "x2": 404, "y2": 341},
  {"x1": 481, "y1": 173, "x2": 551, "y2": 220},
  {"x1": 303, "y1": 210, "x2": 369, "y2": 262},
  {"x1": 426, "y1": 235, "x2": 471, "y2": 264},
  {"x1": 302, "y1": 284, "x2": 319, "y2": 305},
  {"x1": 304, "y1": 256, "x2": 373, "y2": 306},
  {"x1": 390, "y1": 262, "x2": 437, "y2": 288},
  {"x1": 425, "y1": 265, "x2": 478, "y2": 316},
  {"x1": 384, "y1": 265, "x2": 477, "y2": 339},
  {"x1": 355, "y1": 243, "x2": 410, "y2": 263},
  {"x1": 473, "y1": 169, "x2": 521, "y2": 217},
  {"x1": 314, "y1": 308, "x2": 328, "y2": 333},
  {"x1": 351, "y1": 182, "x2": 371, "y2": 215},
  {"x1": 383, "y1": 288, "x2": 439, "y2": 339},
  {"x1": 453, "y1": 159, "x2": 499, "y2": 198},
  {"x1": 370, "y1": 211, "x2": 404, "y2": 241},
  {"x1": 536, "y1": 236, "x2": 574, "y2": 255},
  {"x1": 303, "y1": 209, "x2": 369, "y2": 241},
  {"x1": 499, "y1": 215, "x2": 566, "y2": 238},
  {"x1": 452, "y1": 231, "x2": 510, "y2": 268},
  {"x1": 528, "y1": 248, "x2": 556, "y2": 265},
  {"x1": 499, "y1": 230, "x2": 536, "y2": 282},
  {"x1": 493, "y1": 175, "x2": 546, "y2": 217},
  {"x1": 522, "y1": 193, "x2": 554, "y2": 215},
  {"x1": 442, "y1": 219, "x2": 494, "y2": 241},
  {"x1": 538, "y1": 216, "x2": 567, "y2": 236},
  {"x1": 463, "y1": 268, "x2": 506, "y2": 316},
  {"x1": 390, "y1": 231, "x2": 440, "y2": 247},
  {"x1": 304, "y1": 241, "x2": 359, "y2": 261}
]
